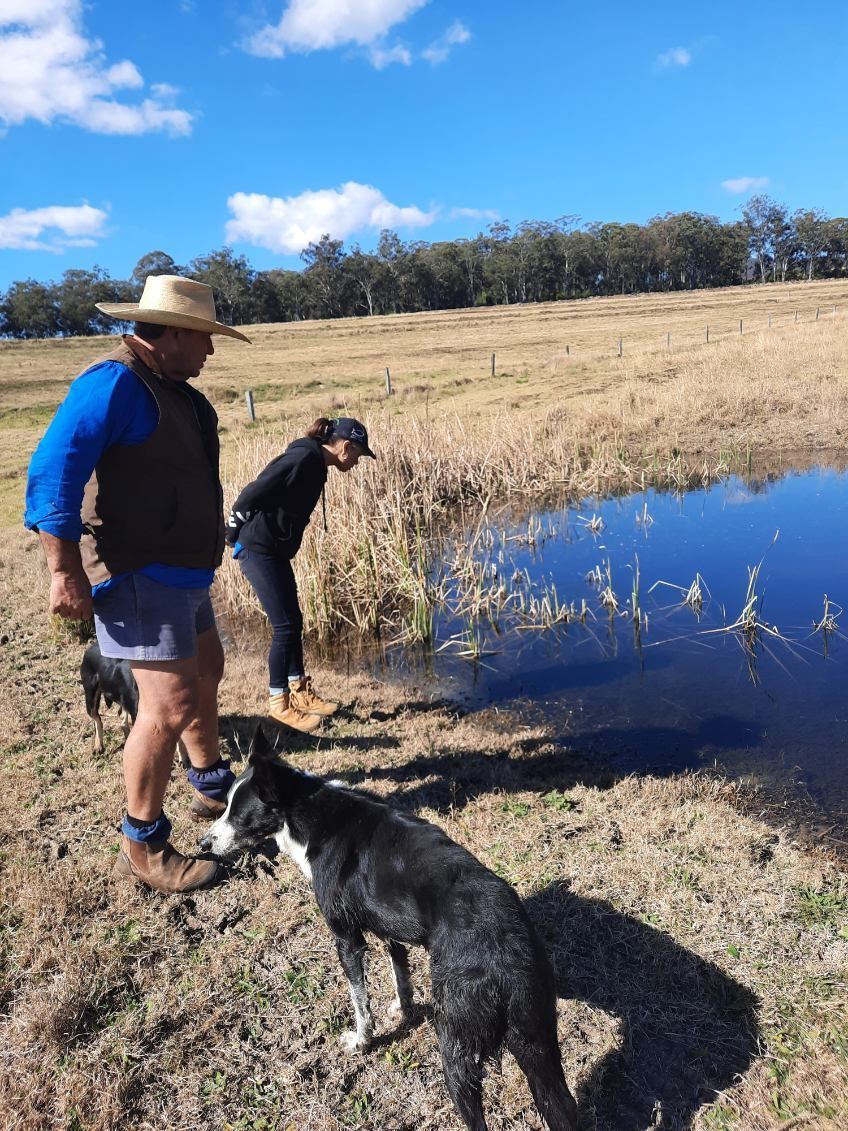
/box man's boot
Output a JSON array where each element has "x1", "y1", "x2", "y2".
[
  {"x1": 268, "y1": 690, "x2": 322, "y2": 733},
  {"x1": 113, "y1": 835, "x2": 222, "y2": 893},
  {"x1": 189, "y1": 790, "x2": 226, "y2": 822},
  {"x1": 289, "y1": 676, "x2": 338, "y2": 717}
]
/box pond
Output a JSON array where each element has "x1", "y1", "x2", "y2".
[{"x1": 371, "y1": 465, "x2": 848, "y2": 847}]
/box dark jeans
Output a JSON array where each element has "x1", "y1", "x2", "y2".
[{"x1": 238, "y1": 549, "x2": 304, "y2": 688}]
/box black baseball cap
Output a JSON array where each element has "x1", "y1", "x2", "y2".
[{"x1": 330, "y1": 417, "x2": 376, "y2": 459}]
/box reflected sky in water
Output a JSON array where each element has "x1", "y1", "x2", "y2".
[{"x1": 375, "y1": 467, "x2": 848, "y2": 825}]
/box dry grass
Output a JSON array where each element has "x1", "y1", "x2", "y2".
[
  {"x1": 1, "y1": 283, "x2": 848, "y2": 1129},
  {"x1": 0, "y1": 533, "x2": 847, "y2": 1131},
  {"x1": 2, "y1": 278, "x2": 848, "y2": 529},
  {"x1": 212, "y1": 308, "x2": 848, "y2": 645}
]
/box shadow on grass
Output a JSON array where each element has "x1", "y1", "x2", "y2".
[
  {"x1": 526, "y1": 882, "x2": 758, "y2": 1131},
  {"x1": 343, "y1": 713, "x2": 761, "y2": 814},
  {"x1": 219, "y1": 712, "x2": 402, "y2": 760}
]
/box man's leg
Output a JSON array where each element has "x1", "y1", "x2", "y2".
[
  {"x1": 180, "y1": 625, "x2": 237, "y2": 820},
  {"x1": 179, "y1": 626, "x2": 224, "y2": 768},
  {"x1": 124, "y1": 657, "x2": 201, "y2": 821},
  {"x1": 116, "y1": 657, "x2": 221, "y2": 892}
]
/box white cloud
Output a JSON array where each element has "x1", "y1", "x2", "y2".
[
  {"x1": 657, "y1": 46, "x2": 691, "y2": 68},
  {"x1": 150, "y1": 82, "x2": 180, "y2": 99},
  {"x1": 245, "y1": 0, "x2": 429, "y2": 58},
  {"x1": 0, "y1": 203, "x2": 108, "y2": 252},
  {"x1": 721, "y1": 176, "x2": 770, "y2": 194},
  {"x1": 450, "y1": 206, "x2": 498, "y2": 221},
  {"x1": 226, "y1": 183, "x2": 437, "y2": 254},
  {"x1": 421, "y1": 20, "x2": 470, "y2": 64},
  {"x1": 368, "y1": 43, "x2": 412, "y2": 69},
  {"x1": 0, "y1": 0, "x2": 193, "y2": 135}
]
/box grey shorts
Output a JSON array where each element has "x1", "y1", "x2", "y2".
[{"x1": 93, "y1": 574, "x2": 216, "y2": 662}]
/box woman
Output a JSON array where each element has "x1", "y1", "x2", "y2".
[{"x1": 227, "y1": 417, "x2": 375, "y2": 732}]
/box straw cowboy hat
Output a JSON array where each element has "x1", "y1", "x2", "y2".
[{"x1": 96, "y1": 274, "x2": 251, "y2": 343}]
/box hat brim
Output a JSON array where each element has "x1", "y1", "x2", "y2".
[{"x1": 94, "y1": 303, "x2": 251, "y2": 343}]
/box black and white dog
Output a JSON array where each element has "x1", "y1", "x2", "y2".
[
  {"x1": 80, "y1": 642, "x2": 189, "y2": 765},
  {"x1": 80, "y1": 641, "x2": 139, "y2": 754},
  {"x1": 200, "y1": 728, "x2": 578, "y2": 1131}
]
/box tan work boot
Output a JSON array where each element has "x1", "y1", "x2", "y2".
[
  {"x1": 113, "y1": 835, "x2": 221, "y2": 893},
  {"x1": 268, "y1": 690, "x2": 322, "y2": 733},
  {"x1": 189, "y1": 789, "x2": 226, "y2": 822},
  {"x1": 289, "y1": 676, "x2": 338, "y2": 717}
]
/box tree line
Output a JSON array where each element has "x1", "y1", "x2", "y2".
[{"x1": 1, "y1": 196, "x2": 846, "y2": 338}]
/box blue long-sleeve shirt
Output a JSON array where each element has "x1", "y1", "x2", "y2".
[{"x1": 25, "y1": 360, "x2": 215, "y2": 593}]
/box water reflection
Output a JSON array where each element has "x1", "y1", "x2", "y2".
[{"x1": 360, "y1": 466, "x2": 848, "y2": 834}]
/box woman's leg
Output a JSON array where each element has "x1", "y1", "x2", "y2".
[
  {"x1": 238, "y1": 550, "x2": 297, "y2": 691},
  {"x1": 238, "y1": 551, "x2": 319, "y2": 731}
]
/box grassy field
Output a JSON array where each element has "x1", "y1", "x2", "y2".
[
  {"x1": 1, "y1": 282, "x2": 847, "y2": 1130},
  {"x1": 2, "y1": 277, "x2": 848, "y2": 530}
]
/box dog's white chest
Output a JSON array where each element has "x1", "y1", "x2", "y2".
[{"x1": 275, "y1": 823, "x2": 312, "y2": 881}]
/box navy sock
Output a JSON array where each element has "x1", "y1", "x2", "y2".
[
  {"x1": 187, "y1": 757, "x2": 235, "y2": 801},
  {"x1": 122, "y1": 811, "x2": 172, "y2": 843},
  {"x1": 126, "y1": 812, "x2": 160, "y2": 829}
]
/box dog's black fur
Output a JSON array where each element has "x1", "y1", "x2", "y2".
[
  {"x1": 200, "y1": 728, "x2": 578, "y2": 1131},
  {"x1": 80, "y1": 641, "x2": 191, "y2": 766},
  {"x1": 80, "y1": 641, "x2": 139, "y2": 753}
]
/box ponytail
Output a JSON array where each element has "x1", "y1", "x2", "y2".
[{"x1": 305, "y1": 417, "x2": 335, "y2": 443}]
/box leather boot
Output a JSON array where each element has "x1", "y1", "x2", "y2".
[
  {"x1": 189, "y1": 789, "x2": 226, "y2": 822},
  {"x1": 268, "y1": 691, "x2": 322, "y2": 733},
  {"x1": 113, "y1": 835, "x2": 222, "y2": 893},
  {"x1": 289, "y1": 676, "x2": 338, "y2": 717}
]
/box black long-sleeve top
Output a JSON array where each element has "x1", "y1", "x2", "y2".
[{"x1": 228, "y1": 437, "x2": 327, "y2": 558}]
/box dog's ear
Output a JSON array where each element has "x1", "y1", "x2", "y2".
[
  {"x1": 248, "y1": 740, "x2": 283, "y2": 805},
  {"x1": 247, "y1": 724, "x2": 276, "y2": 765}
]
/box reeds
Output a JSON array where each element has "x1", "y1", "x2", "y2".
[
  {"x1": 648, "y1": 573, "x2": 709, "y2": 616},
  {"x1": 215, "y1": 414, "x2": 730, "y2": 652},
  {"x1": 812, "y1": 594, "x2": 842, "y2": 635},
  {"x1": 702, "y1": 538, "x2": 782, "y2": 652}
]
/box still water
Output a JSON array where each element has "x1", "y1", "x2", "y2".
[{"x1": 376, "y1": 467, "x2": 848, "y2": 838}]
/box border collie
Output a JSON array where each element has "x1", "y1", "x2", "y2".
[
  {"x1": 80, "y1": 642, "x2": 189, "y2": 766},
  {"x1": 200, "y1": 728, "x2": 578, "y2": 1131},
  {"x1": 80, "y1": 641, "x2": 139, "y2": 754}
]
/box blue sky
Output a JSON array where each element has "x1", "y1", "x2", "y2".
[{"x1": 1, "y1": 0, "x2": 846, "y2": 289}]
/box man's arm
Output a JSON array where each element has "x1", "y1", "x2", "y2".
[
  {"x1": 25, "y1": 362, "x2": 158, "y2": 617},
  {"x1": 39, "y1": 532, "x2": 92, "y2": 619}
]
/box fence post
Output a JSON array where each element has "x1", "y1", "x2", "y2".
[
  {"x1": 618, "y1": 337, "x2": 623, "y2": 357},
  {"x1": 245, "y1": 390, "x2": 256, "y2": 422},
  {"x1": 768, "y1": 313, "x2": 772, "y2": 329},
  {"x1": 491, "y1": 352, "x2": 496, "y2": 376},
  {"x1": 739, "y1": 319, "x2": 743, "y2": 336},
  {"x1": 706, "y1": 325, "x2": 709, "y2": 343},
  {"x1": 834, "y1": 305, "x2": 837, "y2": 316},
  {"x1": 385, "y1": 366, "x2": 393, "y2": 396},
  {"x1": 565, "y1": 343, "x2": 570, "y2": 355},
  {"x1": 666, "y1": 331, "x2": 671, "y2": 350},
  {"x1": 816, "y1": 307, "x2": 820, "y2": 321},
  {"x1": 795, "y1": 310, "x2": 798, "y2": 322}
]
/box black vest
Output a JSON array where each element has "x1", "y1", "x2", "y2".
[{"x1": 80, "y1": 340, "x2": 224, "y2": 586}]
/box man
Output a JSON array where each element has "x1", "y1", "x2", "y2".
[{"x1": 25, "y1": 275, "x2": 250, "y2": 894}]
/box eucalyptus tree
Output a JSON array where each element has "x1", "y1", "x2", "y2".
[
  {"x1": 130, "y1": 250, "x2": 180, "y2": 291},
  {"x1": 0, "y1": 280, "x2": 61, "y2": 338},
  {"x1": 742, "y1": 194, "x2": 793, "y2": 283},
  {"x1": 793, "y1": 209, "x2": 830, "y2": 280},
  {"x1": 343, "y1": 245, "x2": 383, "y2": 316},
  {"x1": 188, "y1": 247, "x2": 255, "y2": 325}
]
